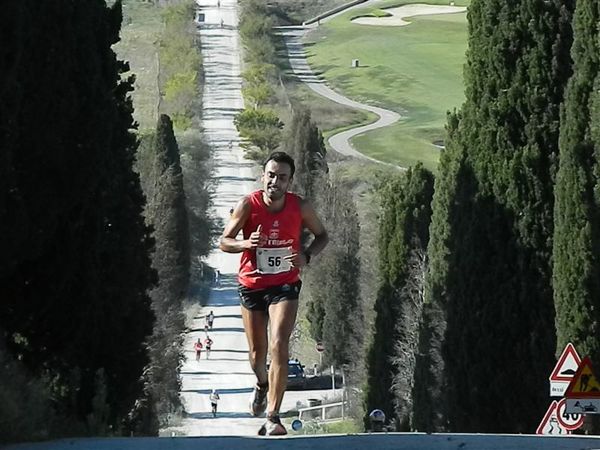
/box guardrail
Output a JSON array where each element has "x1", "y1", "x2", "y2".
[{"x1": 298, "y1": 401, "x2": 348, "y2": 422}]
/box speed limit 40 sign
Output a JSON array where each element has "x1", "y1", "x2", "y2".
[{"x1": 556, "y1": 398, "x2": 584, "y2": 431}]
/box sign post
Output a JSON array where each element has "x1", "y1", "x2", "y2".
[{"x1": 316, "y1": 342, "x2": 324, "y2": 366}]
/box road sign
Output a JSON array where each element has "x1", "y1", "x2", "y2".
[
  {"x1": 566, "y1": 398, "x2": 600, "y2": 415},
  {"x1": 316, "y1": 342, "x2": 324, "y2": 353},
  {"x1": 556, "y1": 398, "x2": 584, "y2": 430},
  {"x1": 536, "y1": 401, "x2": 571, "y2": 435},
  {"x1": 565, "y1": 356, "x2": 600, "y2": 398},
  {"x1": 549, "y1": 343, "x2": 581, "y2": 397}
]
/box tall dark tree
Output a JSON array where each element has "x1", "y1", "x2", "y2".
[
  {"x1": 288, "y1": 107, "x2": 331, "y2": 350},
  {"x1": 143, "y1": 115, "x2": 190, "y2": 429},
  {"x1": 364, "y1": 165, "x2": 434, "y2": 430},
  {"x1": 0, "y1": 0, "x2": 155, "y2": 435},
  {"x1": 423, "y1": 0, "x2": 574, "y2": 433},
  {"x1": 282, "y1": 106, "x2": 327, "y2": 201},
  {"x1": 317, "y1": 181, "x2": 362, "y2": 367},
  {"x1": 146, "y1": 115, "x2": 190, "y2": 307},
  {"x1": 553, "y1": 0, "x2": 600, "y2": 364}
]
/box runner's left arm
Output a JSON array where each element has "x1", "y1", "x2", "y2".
[{"x1": 284, "y1": 199, "x2": 328, "y2": 268}]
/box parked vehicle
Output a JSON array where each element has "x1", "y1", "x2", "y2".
[
  {"x1": 266, "y1": 359, "x2": 306, "y2": 389},
  {"x1": 287, "y1": 359, "x2": 306, "y2": 389}
]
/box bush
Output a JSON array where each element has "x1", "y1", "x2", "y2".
[{"x1": 0, "y1": 347, "x2": 56, "y2": 443}]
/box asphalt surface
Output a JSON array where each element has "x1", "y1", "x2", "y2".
[{"x1": 166, "y1": 0, "x2": 337, "y2": 437}]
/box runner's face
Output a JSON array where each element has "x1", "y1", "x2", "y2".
[{"x1": 262, "y1": 160, "x2": 292, "y2": 200}]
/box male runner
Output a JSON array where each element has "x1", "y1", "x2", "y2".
[
  {"x1": 220, "y1": 151, "x2": 328, "y2": 435},
  {"x1": 204, "y1": 335, "x2": 213, "y2": 359},
  {"x1": 209, "y1": 389, "x2": 220, "y2": 417},
  {"x1": 207, "y1": 310, "x2": 215, "y2": 329}
]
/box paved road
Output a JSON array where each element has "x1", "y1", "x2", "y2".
[
  {"x1": 8, "y1": 432, "x2": 600, "y2": 449},
  {"x1": 168, "y1": 0, "x2": 337, "y2": 437}
]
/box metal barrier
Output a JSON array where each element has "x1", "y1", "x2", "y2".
[{"x1": 298, "y1": 401, "x2": 348, "y2": 422}]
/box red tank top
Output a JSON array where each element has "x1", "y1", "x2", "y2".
[{"x1": 238, "y1": 190, "x2": 302, "y2": 289}]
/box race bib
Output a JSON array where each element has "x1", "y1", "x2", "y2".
[{"x1": 256, "y1": 247, "x2": 292, "y2": 274}]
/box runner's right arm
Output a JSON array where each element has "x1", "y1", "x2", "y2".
[{"x1": 220, "y1": 196, "x2": 266, "y2": 252}]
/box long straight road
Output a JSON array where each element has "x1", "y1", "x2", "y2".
[
  {"x1": 171, "y1": 0, "x2": 334, "y2": 437},
  {"x1": 175, "y1": 0, "x2": 260, "y2": 436}
]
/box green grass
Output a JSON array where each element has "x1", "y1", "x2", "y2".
[
  {"x1": 114, "y1": 1, "x2": 163, "y2": 131},
  {"x1": 285, "y1": 417, "x2": 363, "y2": 435},
  {"x1": 352, "y1": 8, "x2": 393, "y2": 18},
  {"x1": 323, "y1": 419, "x2": 362, "y2": 434},
  {"x1": 273, "y1": 32, "x2": 376, "y2": 136},
  {"x1": 305, "y1": 0, "x2": 470, "y2": 169}
]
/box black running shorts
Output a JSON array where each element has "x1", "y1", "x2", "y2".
[{"x1": 238, "y1": 281, "x2": 302, "y2": 311}]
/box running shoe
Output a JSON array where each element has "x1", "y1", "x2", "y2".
[
  {"x1": 250, "y1": 383, "x2": 269, "y2": 416},
  {"x1": 258, "y1": 415, "x2": 287, "y2": 436}
]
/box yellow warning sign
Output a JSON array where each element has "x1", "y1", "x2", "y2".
[{"x1": 565, "y1": 356, "x2": 600, "y2": 398}]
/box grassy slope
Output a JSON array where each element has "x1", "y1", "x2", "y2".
[
  {"x1": 273, "y1": 33, "x2": 376, "y2": 139},
  {"x1": 305, "y1": 0, "x2": 470, "y2": 170},
  {"x1": 114, "y1": 1, "x2": 162, "y2": 132},
  {"x1": 271, "y1": 0, "x2": 351, "y2": 24}
]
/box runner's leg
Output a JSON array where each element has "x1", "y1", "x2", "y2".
[
  {"x1": 241, "y1": 307, "x2": 269, "y2": 385},
  {"x1": 266, "y1": 299, "x2": 298, "y2": 416}
]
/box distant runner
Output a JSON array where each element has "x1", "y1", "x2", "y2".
[
  {"x1": 204, "y1": 336, "x2": 213, "y2": 359},
  {"x1": 207, "y1": 310, "x2": 215, "y2": 330},
  {"x1": 220, "y1": 151, "x2": 329, "y2": 435},
  {"x1": 194, "y1": 338, "x2": 203, "y2": 362},
  {"x1": 210, "y1": 389, "x2": 220, "y2": 417}
]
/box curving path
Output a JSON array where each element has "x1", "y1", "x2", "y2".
[
  {"x1": 275, "y1": 0, "x2": 400, "y2": 166},
  {"x1": 279, "y1": 1, "x2": 466, "y2": 167},
  {"x1": 278, "y1": 27, "x2": 401, "y2": 167}
]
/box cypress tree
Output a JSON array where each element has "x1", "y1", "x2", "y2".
[
  {"x1": 319, "y1": 181, "x2": 362, "y2": 368},
  {"x1": 144, "y1": 114, "x2": 190, "y2": 429},
  {"x1": 289, "y1": 107, "x2": 331, "y2": 352},
  {"x1": 283, "y1": 106, "x2": 327, "y2": 201},
  {"x1": 364, "y1": 165, "x2": 434, "y2": 430},
  {"x1": 0, "y1": 0, "x2": 155, "y2": 433},
  {"x1": 424, "y1": 0, "x2": 574, "y2": 432},
  {"x1": 146, "y1": 114, "x2": 190, "y2": 308},
  {"x1": 553, "y1": 0, "x2": 600, "y2": 363}
]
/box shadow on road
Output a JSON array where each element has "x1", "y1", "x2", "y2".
[
  {"x1": 212, "y1": 348, "x2": 247, "y2": 354},
  {"x1": 185, "y1": 412, "x2": 254, "y2": 420},
  {"x1": 213, "y1": 314, "x2": 243, "y2": 319},
  {"x1": 203, "y1": 357, "x2": 248, "y2": 362},
  {"x1": 188, "y1": 327, "x2": 245, "y2": 333},
  {"x1": 182, "y1": 387, "x2": 253, "y2": 395},
  {"x1": 181, "y1": 370, "x2": 254, "y2": 376},
  {"x1": 208, "y1": 285, "x2": 240, "y2": 307}
]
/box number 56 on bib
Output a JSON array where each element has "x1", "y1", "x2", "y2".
[{"x1": 256, "y1": 248, "x2": 293, "y2": 274}]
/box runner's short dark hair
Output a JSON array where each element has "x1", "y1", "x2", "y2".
[{"x1": 264, "y1": 151, "x2": 295, "y2": 177}]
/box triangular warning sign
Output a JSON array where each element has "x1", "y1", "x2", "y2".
[
  {"x1": 536, "y1": 401, "x2": 570, "y2": 435},
  {"x1": 550, "y1": 343, "x2": 581, "y2": 382},
  {"x1": 565, "y1": 356, "x2": 600, "y2": 398}
]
